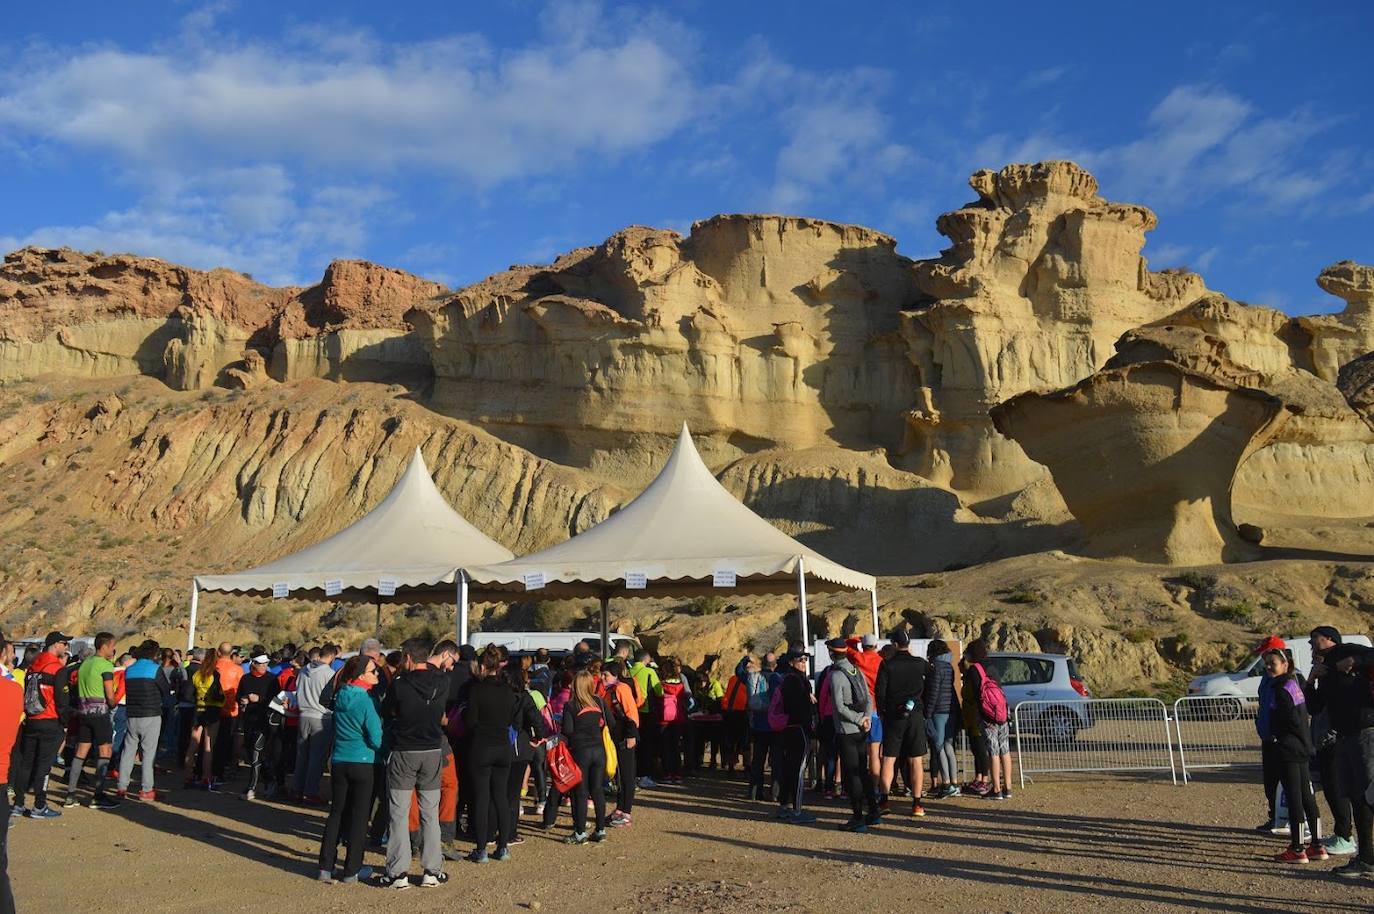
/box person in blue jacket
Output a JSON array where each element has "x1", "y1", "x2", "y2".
[{"x1": 317, "y1": 654, "x2": 383, "y2": 884}]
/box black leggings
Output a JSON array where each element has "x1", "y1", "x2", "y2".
[
  {"x1": 318, "y1": 762, "x2": 373, "y2": 877},
  {"x1": 544, "y1": 745, "x2": 605, "y2": 835},
  {"x1": 661, "y1": 722, "x2": 683, "y2": 776},
  {"x1": 1280, "y1": 759, "x2": 1320, "y2": 850},
  {"x1": 838, "y1": 731, "x2": 876, "y2": 817},
  {"x1": 469, "y1": 741, "x2": 513, "y2": 850},
  {"x1": 616, "y1": 742, "x2": 637, "y2": 813},
  {"x1": 1315, "y1": 743, "x2": 1352, "y2": 839},
  {"x1": 1261, "y1": 743, "x2": 1282, "y2": 819},
  {"x1": 11, "y1": 720, "x2": 64, "y2": 809},
  {"x1": 777, "y1": 727, "x2": 808, "y2": 812},
  {"x1": 507, "y1": 758, "x2": 531, "y2": 839},
  {"x1": 748, "y1": 730, "x2": 772, "y2": 789},
  {"x1": 970, "y1": 729, "x2": 990, "y2": 778}
]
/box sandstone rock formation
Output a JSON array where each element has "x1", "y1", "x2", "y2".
[
  {"x1": 990, "y1": 360, "x2": 1289, "y2": 565},
  {"x1": 1304, "y1": 261, "x2": 1374, "y2": 382}
]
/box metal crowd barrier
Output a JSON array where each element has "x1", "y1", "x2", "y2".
[
  {"x1": 1172, "y1": 695, "x2": 1261, "y2": 782},
  {"x1": 1013, "y1": 698, "x2": 1177, "y2": 787}
]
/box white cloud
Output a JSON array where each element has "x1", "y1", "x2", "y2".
[
  {"x1": 1145, "y1": 242, "x2": 1191, "y2": 267},
  {"x1": 1018, "y1": 65, "x2": 1070, "y2": 91}
]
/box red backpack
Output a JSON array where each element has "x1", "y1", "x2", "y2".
[{"x1": 973, "y1": 662, "x2": 1008, "y2": 724}]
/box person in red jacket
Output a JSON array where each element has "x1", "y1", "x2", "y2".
[
  {"x1": 847, "y1": 634, "x2": 884, "y2": 792},
  {"x1": 10, "y1": 631, "x2": 74, "y2": 819},
  {"x1": 0, "y1": 635, "x2": 26, "y2": 914}
]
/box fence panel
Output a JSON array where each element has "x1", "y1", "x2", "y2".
[
  {"x1": 1013, "y1": 698, "x2": 1176, "y2": 787},
  {"x1": 1172, "y1": 696, "x2": 1261, "y2": 782}
]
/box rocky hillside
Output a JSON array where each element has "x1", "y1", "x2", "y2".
[{"x1": 1, "y1": 160, "x2": 1371, "y2": 694}]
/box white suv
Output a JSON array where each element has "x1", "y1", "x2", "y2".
[{"x1": 985, "y1": 652, "x2": 1092, "y2": 743}]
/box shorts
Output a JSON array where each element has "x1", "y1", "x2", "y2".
[
  {"x1": 866, "y1": 712, "x2": 883, "y2": 745},
  {"x1": 196, "y1": 710, "x2": 222, "y2": 727},
  {"x1": 881, "y1": 714, "x2": 927, "y2": 759},
  {"x1": 74, "y1": 712, "x2": 114, "y2": 747},
  {"x1": 985, "y1": 721, "x2": 1011, "y2": 756}
]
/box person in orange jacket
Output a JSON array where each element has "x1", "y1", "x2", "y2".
[
  {"x1": 721, "y1": 666, "x2": 751, "y2": 772},
  {"x1": 0, "y1": 635, "x2": 25, "y2": 912}
]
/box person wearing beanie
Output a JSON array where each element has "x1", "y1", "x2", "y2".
[{"x1": 1306, "y1": 626, "x2": 1357, "y2": 856}]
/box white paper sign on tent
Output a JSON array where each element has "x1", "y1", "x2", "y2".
[
  {"x1": 524, "y1": 572, "x2": 546, "y2": 591},
  {"x1": 324, "y1": 579, "x2": 343, "y2": 597},
  {"x1": 624, "y1": 572, "x2": 647, "y2": 590},
  {"x1": 271, "y1": 582, "x2": 289, "y2": 599},
  {"x1": 712, "y1": 570, "x2": 737, "y2": 588},
  {"x1": 377, "y1": 578, "x2": 398, "y2": 597}
]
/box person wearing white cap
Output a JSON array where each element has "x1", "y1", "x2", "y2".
[{"x1": 237, "y1": 654, "x2": 279, "y2": 801}]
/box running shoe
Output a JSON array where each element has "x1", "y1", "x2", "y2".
[
  {"x1": 989, "y1": 792, "x2": 1007, "y2": 802},
  {"x1": 564, "y1": 832, "x2": 589, "y2": 845},
  {"x1": 822, "y1": 789, "x2": 834, "y2": 801},
  {"x1": 790, "y1": 811, "x2": 817, "y2": 825},
  {"x1": 338, "y1": 866, "x2": 371, "y2": 884},
  {"x1": 375, "y1": 872, "x2": 411, "y2": 890},
  {"x1": 62, "y1": 796, "x2": 79, "y2": 809},
  {"x1": 493, "y1": 846, "x2": 511, "y2": 861},
  {"x1": 90, "y1": 795, "x2": 121, "y2": 810},
  {"x1": 467, "y1": 850, "x2": 489, "y2": 864},
  {"x1": 590, "y1": 829, "x2": 607, "y2": 842},
  {"x1": 508, "y1": 835, "x2": 526, "y2": 845},
  {"x1": 138, "y1": 790, "x2": 157, "y2": 802},
  {"x1": 774, "y1": 805, "x2": 795, "y2": 819},
  {"x1": 9, "y1": 806, "x2": 24, "y2": 818},
  {"x1": 534, "y1": 802, "x2": 545, "y2": 816},
  {"x1": 26, "y1": 806, "x2": 61, "y2": 820},
  {"x1": 243, "y1": 789, "x2": 255, "y2": 801},
  {"x1": 609, "y1": 812, "x2": 632, "y2": 828},
  {"x1": 1274, "y1": 847, "x2": 1308, "y2": 864},
  {"x1": 999, "y1": 789, "x2": 1012, "y2": 801},
  {"x1": 1323, "y1": 836, "x2": 1357, "y2": 856},
  {"x1": 940, "y1": 785, "x2": 961, "y2": 799},
  {"x1": 863, "y1": 808, "x2": 883, "y2": 826},
  {"x1": 636, "y1": 776, "x2": 657, "y2": 789},
  {"x1": 1307, "y1": 843, "x2": 1330, "y2": 862},
  {"x1": 317, "y1": 869, "x2": 334, "y2": 883},
  {"x1": 420, "y1": 870, "x2": 448, "y2": 887},
  {"x1": 1332, "y1": 859, "x2": 1374, "y2": 878},
  {"x1": 207, "y1": 780, "x2": 226, "y2": 793},
  {"x1": 838, "y1": 817, "x2": 868, "y2": 833},
  {"x1": 911, "y1": 802, "x2": 926, "y2": 817},
  {"x1": 442, "y1": 844, "x2": 466, "y2": 862},
  {"x1": 302, "y1": 794, "x2": 325, "y2": 805},
  {"x1": 877, "y1": 797, "x2": 891, "y2": 813},
  {"x1": 116, "y1": 789, "x2": 127, "y2": 799}
]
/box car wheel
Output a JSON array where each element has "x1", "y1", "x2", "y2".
[{"x1": 1040, "y1": 708, "x2": 1078, "y2": 744}]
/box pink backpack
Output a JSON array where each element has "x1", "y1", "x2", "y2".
[
  {"x1": 974, "y1": 662, "x2": 1008, "y2": 724},
  {"x1": 661, "y1": 681, "x2": 685, "y2": 725},
  {"x1": 767, "y1": 683, "x2": 790, "y2": 731}
]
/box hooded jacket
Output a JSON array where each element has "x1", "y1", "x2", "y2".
[
  {"x1": 384, "y1": 663, "x2": 448, "y2": 752},
  {"x1": 827, "y1": 657, "x2": 871, "y2": 736}
]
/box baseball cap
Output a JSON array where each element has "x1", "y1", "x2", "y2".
[
  {"x1": 1254, "y1": 635, "x2": 1286, "y2": 655},
  {"x1": 825, "y1": 637, "x2": 848, "y2": 652},
  {"x1": 251, "y1": 654, "x2": 270, "y2": 664},
  {"x1": 861, "y1": 633, "x2": 879, "y2": 648},
  {"x1": 44, "y1": 630, "x2": 76, "y2": 648}
]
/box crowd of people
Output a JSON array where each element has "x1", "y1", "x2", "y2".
[
  {"x1": 0, "y1": 621, "x2": 1370, "y2": 902},
  {"x1": 1254, "y1": 627, "x2": 1374, "y2": 877}
]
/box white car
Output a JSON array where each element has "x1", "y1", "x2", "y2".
[
  {"x1": 986, "y1": 652, "x2": 1092, "y2": 743},
  {"x1": 1187, "y1": 635, "x2": 1371, "y2": 700}
]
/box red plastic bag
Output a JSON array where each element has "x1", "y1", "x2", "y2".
[{"x1": 547, "y1": 739, "x2": 582, "y2": 795}]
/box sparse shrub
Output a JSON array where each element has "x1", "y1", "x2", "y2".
[
  {"x1": 913, "y1": 576, "x2": 945, "y2": 589},
  {"x1": 1123, "y1": 627, "x2": 1155, "y2": 644},
  {"x1": 1215, "y1": 600, "x2": 1256, "y2": 624},
  {"x1": 690, "y1": 595, "x2": 726, "y2": 616},
  {"x1": 1001, "y1": 588, "x2": 1042, "y2": 606},
  {"x1": 1178, "y1": 571, "x2": 1217, "y2": 590}
]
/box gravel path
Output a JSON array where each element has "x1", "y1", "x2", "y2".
[{"x1": 10, "y1": 772, "x2": 1372, "y2": 913}]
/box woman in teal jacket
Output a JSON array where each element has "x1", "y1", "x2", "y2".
[{"x1": 317, "y1": 654, "x2": 383, "y2": 883}]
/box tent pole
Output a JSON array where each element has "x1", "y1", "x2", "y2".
[
  {"x1": 796, "y1": 557, "x2": 810, "y2": 669},
  {"x1": 187, "y1": 582, "x2": 199, "y2": 653},
  {"x1": 458, "y1": 572, "x2": 470, "y2": 646},
  {"x1": 375, "y1": 596, "x2": 383, "y2": 637},
  {"x1": 599, "y1": 591, "x2": 611, "y2": 660},
  {"x1": 870, "y1": 587, "x2": 880, "y2": 637}
]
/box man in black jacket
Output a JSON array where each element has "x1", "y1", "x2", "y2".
[
  {"x1": 1311, "y1": 641, "x2": 1374, "y2": 877},
  {"x1": 774, "y1": 649, "x2": 816, "y2": 825},
  {"x1": 236, "y1": 654, "x2": 279, "y2": 801},
  {"x1": 874, "y1": 628, "x2": 931, "y2": 817},
  {"x1": 378, "y1": 638, "x2": 451, "y2": 890}
]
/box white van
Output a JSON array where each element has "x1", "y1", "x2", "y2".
[
  {"x1": 469, "y1": 631, "x2": 641, "y2": 657},
  {"x1": 1187, "y1": 634, "x2": 1372, "y2": 700}
]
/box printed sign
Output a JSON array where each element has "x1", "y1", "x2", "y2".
[
  {"x1": 524, "y1": 572, "x2": 546, "y2": 591},
  {"x1": 377, "y1": 578, "x2": 397, "y2": 597},
  {"x1": 624, "y1": 572, "x2": 647, "y2": 590},
  {"x1": 324, "y1": 579, "x2": 343, "y2": 597},
  {"x1": 271, "y1": 582, "x2": 289, "y2": 599},
  {"x1": 712, "y1": 570, "x2": 737, "y2": 588}
]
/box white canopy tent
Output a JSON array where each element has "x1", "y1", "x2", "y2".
[
  {"x1": 188, "y1": 447, "x2": 514, "y2": 649},
  {"x1": 463, "y1": 424, "x2": 879, "y2": 656}
]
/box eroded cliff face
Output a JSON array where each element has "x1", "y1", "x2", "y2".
[{"x1": 409, "y1": 217, "x2": 922, "y2": 480}]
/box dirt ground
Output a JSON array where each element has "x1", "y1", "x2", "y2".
[{"x1": 10, "y1": 769, "x2": 1373, "y2": 914}]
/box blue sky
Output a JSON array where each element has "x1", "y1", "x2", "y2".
[{"x1": 1, "y1": 1, "x2": 1370, "y2": 315}]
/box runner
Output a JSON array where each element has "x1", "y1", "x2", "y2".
[
  {"x1": 318, "y1": 653, "x2": 382, "y2": 884},
  {"x1": 628, "y1": 650, "x2": 660, "y2": 787},
  {"x1": 463, "y1": 647, "x2": 521, "y2": 863},
  {"x1": 10, "y1": 631, "x2": 73, "y2": 819},
  {"x1": 923, "y1": 640, "x2": 960, "y2": 799},
  {"x1": 63, "y1": 632, "x2": 120, "y2": 809},
  {"x1": 237, "y1": 653, "x2": 278, "y2": 801},
  {"x1": 183, "y1": 648, "x2": 223, "y2": 789},
  {"x1": 773, "y1": 649, "x2": 815, "y2": 825},
  {"x1": 659, "y1": 658, "x2": 690, "y2": 784},
  {"x1": 1306, "y1": 627, "x2": 1358, "y2": 856},
  {"x1": 874, "y1": 628, "x2": 930, "y2": 817},
  {"x1": 965, "y1": 640, "x2": 1012, "y2": 801},
  {"x1": 1260, "y1": 647, "x2": 1326, "y2": 863},
  {"x1": 117, "y1": 640, "x2": 167, "y2": 801},
  {"x1": 1309, "y1": 637, "x2": 1374, "y2": 877},
  {"x1": 542, "y1": 669, "x2": 610, "y2": 845},
  {"x1": 377, "y1": 637, "x2": 450, "y2": 889},
  {"x1": 293, "y1": 645, "x2": 337, "y2": 804},
  {"x1": 504, "y1": 663, "x2": 550, "y2": 846},
  {"x1": 825, "y1": 639, "x2": 879, "y2": 832},
  {"x1": 601, "y1": 660, "x2": 640, "y2": 827},
  {"x1": 0, "y1": 637, "x2": 21, "y2": 914}
]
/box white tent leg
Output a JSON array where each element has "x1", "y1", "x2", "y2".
[
  {"x1": 797, "y1": 557, "x2": 810, "y2": 667},
  {"x1": 187, "y1": 583, "x2": 199, "y2": 652},
  {"x1": 458, "y1": 573, "x2": 470, "y2": 645},
  {"x1": 870, "y1": 587, "x2": 880, "y2": 636},
  {"x1": 599, "y1": 593, "x2": 611, "y2": 660}
]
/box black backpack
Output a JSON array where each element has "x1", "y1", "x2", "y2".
[{"x1": 22, "y1": 671, "x2": 46, "y2": 717}]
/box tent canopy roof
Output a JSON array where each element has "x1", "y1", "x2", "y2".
[
  {"x1": 465, "y1": 424, "x2": 875, "y2": 601},
  {"x1": 195, "y1": 448, "x2": 514, "y2": 598}
]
